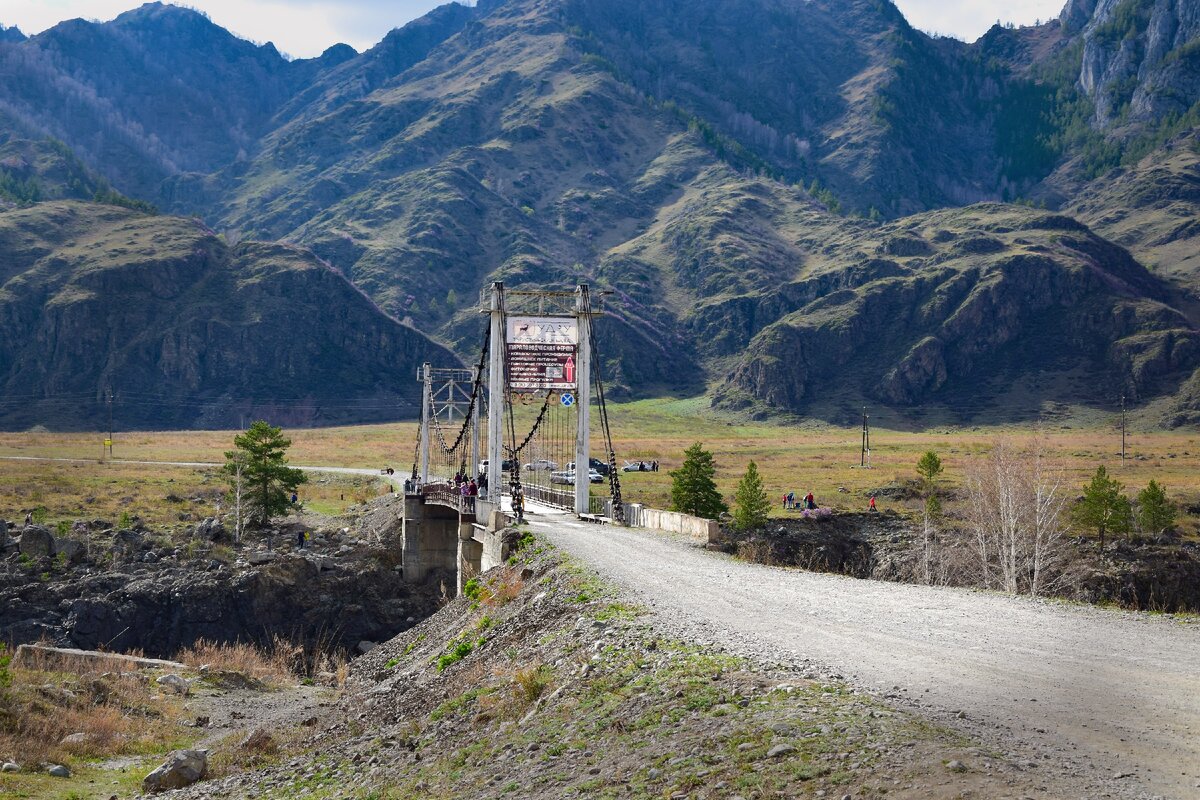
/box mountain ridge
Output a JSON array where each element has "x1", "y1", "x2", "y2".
[{"x1": 1, "y1": 0, "x2": 1199, "y2": 427}]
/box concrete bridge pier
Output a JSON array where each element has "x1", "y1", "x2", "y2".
[
  {"x1": 401, "y1": 494, "x2": 461, "y2": 586},
  {"x1": 403, "y1": 493, "x2": 516, "y2": 597}
]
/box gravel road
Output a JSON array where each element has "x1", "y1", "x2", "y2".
[{"x1": 527, "y1": 508, "x2": 1200, "y2": 800}]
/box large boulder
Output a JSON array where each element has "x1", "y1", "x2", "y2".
[
  {"x1": 194, "y1": 517, "x2": 225, "y2": 542},
  {"x1": 111, "y1": 529, "x2": 143, "y2": 561},
  {"x1": 54, "y1": 539, "x2": 86, "y2": 564},
  {"x1": 18, "y1": 526, "x2": 54, "y2": 559},
  {"x1": 142, "y1": 749, "x2": 207, "y2": 792}
]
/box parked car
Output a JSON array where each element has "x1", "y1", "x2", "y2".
[
  {"x1": 566, "y1": 458, "x2": 610, "y2": 476},
  {"x1": 477, "y1": 458, "x2": 515, "y2": 474},
  {"x1": 523, "y1": 458, "x2": 558, "y2": 471},
  {"x1": 549, "y1": 469, "x2": 605, "y2": 485}
]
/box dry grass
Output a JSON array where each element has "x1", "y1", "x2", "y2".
[
  {"x1": 2, "y1": 398, "x2": 1198, "y2": 541},
  {"x1": 0, "y1": 644, "x2": 190, "y2": 769},
  {"x1": 176, "y1": 638, "x2": 296, "y2": 686},
  {"x1": 0, "y1": 459, "x2": 390, "y2": 535},
  {"x1": 175, "y1": 635, "x2": 348, "y2": 687}
]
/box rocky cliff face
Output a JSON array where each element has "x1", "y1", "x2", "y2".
[
  {"x1": 0, "y1": 202, "x2": 457, "y2": 430},
  {"x1": 1068, "y1": 0, "x2": 1200, "y2": 129}
]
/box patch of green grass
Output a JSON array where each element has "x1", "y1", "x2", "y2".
[{"x1": 430, "y1": 687, "x2": 494, "y2": 722}]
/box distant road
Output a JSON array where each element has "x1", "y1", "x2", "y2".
[{"x1": 526, "y1": 507, "x2": 1200, "y2": 800}]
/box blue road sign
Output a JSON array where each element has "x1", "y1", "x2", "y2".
[{"x1": 560, "y1": 392, "x2": 576, "y2": 407}]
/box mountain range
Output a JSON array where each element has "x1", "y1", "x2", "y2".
[{"x1": 1, "y1": 0, "x2": 1199, "y2": 429}]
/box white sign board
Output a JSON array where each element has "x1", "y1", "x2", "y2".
[{"x1": 506, "y1": 316, "x2": 579, "y2": 346}]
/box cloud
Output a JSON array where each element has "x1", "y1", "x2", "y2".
[
  {"x1": 891, "y1": 0, "x2": 1066, "y2": 41},
  {"x1": 0, "y1": 0, "x2": 450, "y2": 57},
  {"x1": 0, "y1": 0, "x2": 1068, "y2": 56}
]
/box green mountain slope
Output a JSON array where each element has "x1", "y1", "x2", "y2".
[{"x1": 0, "y1": 202, "x2": 456, "y2": 430}]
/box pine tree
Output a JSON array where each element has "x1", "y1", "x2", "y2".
[
  {"x1": 1073, "y1": 466, "x2": 1131, "y2": 551},
  {"x1": 224, "y1": 421, "x2": 307, "y2": 529},
  {"x1": 669, "y1": 442, "x2": 727, "y2": 519},
  {"x1": 916, "y1": 450, "x2": 943, "y2": 495},
  {"x1": 732, "y1": 460, "x2": 771, "y2": 531},
  {"x1": 1136, "y1": 480, "x2": 1176, "y2": 537}
]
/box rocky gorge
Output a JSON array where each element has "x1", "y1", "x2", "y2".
[
  {"x1": 723, "y1": 506, "x2": 1200, "y2": 613},
  {"x1": 0, "y1": 495, "x2": 441, "y2": 660}
]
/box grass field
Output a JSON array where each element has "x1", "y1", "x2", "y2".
[{"x1": 2, "y1": 398, "x2": 1198, "y2": 536}]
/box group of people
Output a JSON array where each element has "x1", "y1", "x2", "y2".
[
  {"x1": 453, "y1": 472, "x2": 480, "y2": 498},
  {"x1": 783, "y1": 491, "x2": 818, "y2": 510}
]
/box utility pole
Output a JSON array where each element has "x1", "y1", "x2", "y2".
[
  {"x1": 860, "y1": 407, "x2": 871, "y2": 468},
  {"x1": 101, "y1": 387, "x2": 114, "y2": 462},
  {"x1": 1121, "y1": 395, "x2": 1126, "y2": 463}
]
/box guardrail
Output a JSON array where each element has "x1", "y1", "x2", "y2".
[{"x1": 524, "y1": 483, "x2": 573, "y2": 510}]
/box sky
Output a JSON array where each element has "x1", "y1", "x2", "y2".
[{"x1": 0, "y1": 0, "x2": 1069, "y2": 59}]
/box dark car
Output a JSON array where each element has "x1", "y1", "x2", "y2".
[{"x1": 567, "y1": 458, "x2": 611, "y2": 476}]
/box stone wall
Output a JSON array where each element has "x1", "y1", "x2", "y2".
[{"x1": 639, "y1": 508, "x2": 721, "y2": 545}]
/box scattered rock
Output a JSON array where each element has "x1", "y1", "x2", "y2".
[
  {"x1": 247, "y1": 551, "x2": 274, "y2": 566},
  {"x1": 206, "y1": 670, "x2": 266, "y2": 691},
  {"x1": 60, "y1": 732, "x2": 94, "y2": 745},
  {"x1": 155, "y1": 674, "x2": 190, "y2": 696},
  {"x1": 47, "y1": 764, "x2": 71, "y2": 777},
  {"x1": 766, "y1": 743, "x2": 796, "y2": 758},
  {"x1": 1, "y1": 762, "x2": 19, "y2": 773},
  {"x1": 946, "y1": 759, "x2": 968, "y2": 772},
  {"x1": 142, "y1": 749, "x2": 208, "y2": 792},
  {"x1": 357, "y1": 640, "x2": 378, "y2": 655}
]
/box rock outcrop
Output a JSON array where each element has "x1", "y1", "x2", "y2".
[{"x1": 0, "y1": 202, "x2": 459, "y2": 430}]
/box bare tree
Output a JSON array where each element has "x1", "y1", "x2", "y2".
[{"x1": 963, "y1": 440, "x2": 1071, "y2": 597}]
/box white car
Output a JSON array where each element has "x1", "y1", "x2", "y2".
[
  {"x1": 523, "y1": 459, "x2": 558, "y2": 471},
  {"x1": 549, "y1": 469, "x2": 605, "y2": 485}
]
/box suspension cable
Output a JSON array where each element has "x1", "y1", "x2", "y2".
[{"x1": 582, "y1": 286, "x2": 624, "y2": 522}]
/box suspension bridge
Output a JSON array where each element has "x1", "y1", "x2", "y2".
[{"x1": 398, "y1": 283, "x2": 633, "y2": 592}]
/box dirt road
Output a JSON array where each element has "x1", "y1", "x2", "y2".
[{"x1": 527, "y1": 509, "x2": 1200, "y2": 800}]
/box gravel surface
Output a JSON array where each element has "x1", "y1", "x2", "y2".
[{"x1": 528, "y1": 508, "x2": 1200, "y2": 800}]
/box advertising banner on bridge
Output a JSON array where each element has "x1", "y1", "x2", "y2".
[{"x1": 506, "y1": 316, "x2": 578, "y2": 391}]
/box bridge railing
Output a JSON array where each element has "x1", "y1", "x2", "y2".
[
  {"x1": 524, "y1": 483, "x2": 573, "y2": 510},
  {"x1": 420, "y1": 482, "x2": 479, "y2": 516}
]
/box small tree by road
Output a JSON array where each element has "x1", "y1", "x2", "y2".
[
  {"x1": 1073, "y1": 466, "x2": 1131, "y2": 551},
  {"x1": 732, "y1": 460, "x2": 771, "y2": 531},
  {"x1": 670, "y1": 442, "x2": 727, "y2": 519},
  {"x1": 1136, "y1": 480, "x2": 1176, "y2": 537},
  {"x1": 224, "y1": 421, "x2": 307, "y2": 529}
]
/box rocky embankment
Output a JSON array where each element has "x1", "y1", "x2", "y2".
[
  {"x1": 724, "y1": 509, "x2": 1200, "y2": 613},
  {"x1": 0, "y1": 496, "x2": 441, "y2": 658},
  {"x1": 166, "y1": 537, "x2": 1083, "y2": 800}
]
